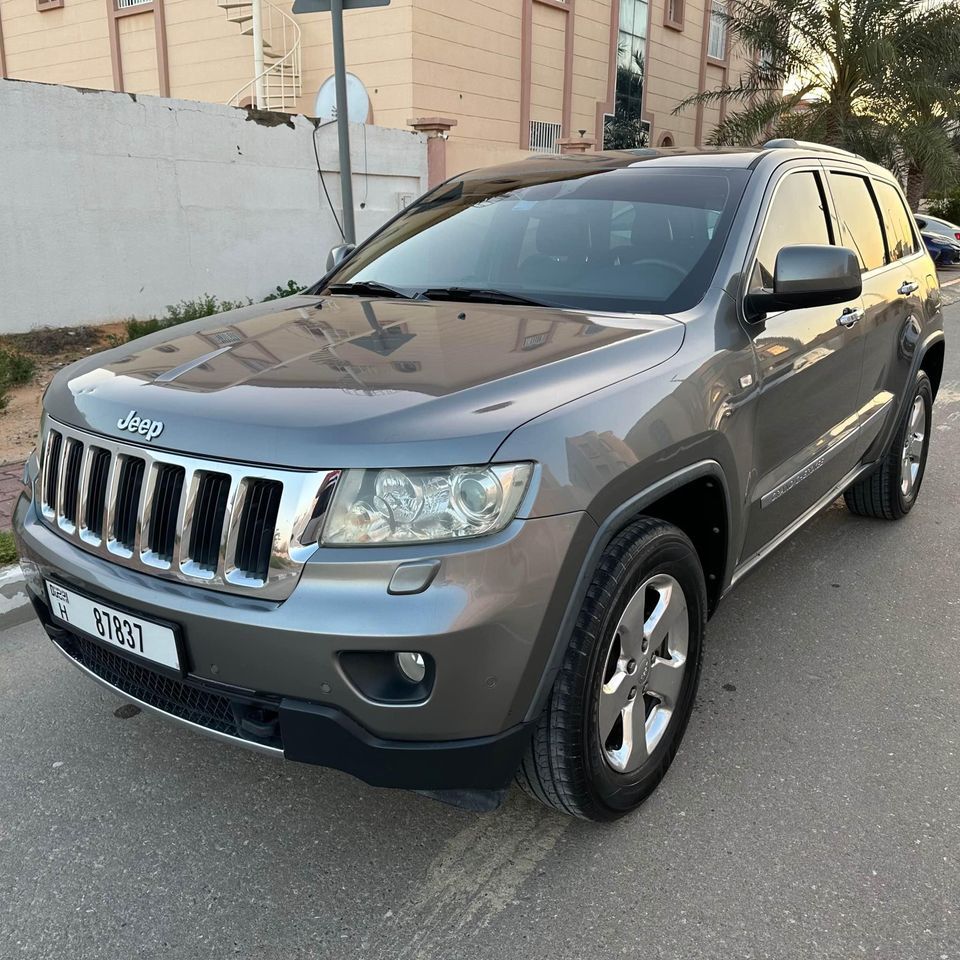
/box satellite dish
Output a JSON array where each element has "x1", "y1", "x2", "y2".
[{"x1": 314, "y1": 73, "x2": 371, "y2": 123}]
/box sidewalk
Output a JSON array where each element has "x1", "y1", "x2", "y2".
[
  {"x1": 0, "y1": 461, "x2": 25, "y2": 531},
  {"x1": 0, "y1": 462, "x2": 29, "y2": 626}
]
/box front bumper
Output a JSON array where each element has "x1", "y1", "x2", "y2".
[{"x1": 15, "y1": 493, "x2": 595, "y2": 790}]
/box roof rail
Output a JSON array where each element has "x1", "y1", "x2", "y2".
[{"x1": 763, "y1": 138, "x2": 859, "y2": 158}]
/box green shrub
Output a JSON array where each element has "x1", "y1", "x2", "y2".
[
  {"x1": 124, "y1": 317, "x2": 168, "y2": 341},
  {"x1": 262, "y1": 280, "x2": 305, "y2": 301},
  {"x1": 124, "y1": 293, "x2": 252, "y2": 342},
  {"x1": 165, "y1": 294, "x2": 248, "y2": 325},
  {"x1": 122, "y1": 283, "x2": 305, "y2": 344},
  {"x1": 0, "y1": 531, "x2": 17, "y2": 566},
  {"x1": 0, "y1": 348, "x2": 36, "y2": 411},
  {"x1": 0, "y1": 349, "x2": 36, "y2": 389},
  {"x1": 927, "y1": 190, "x2": 960, "y2": 226}
]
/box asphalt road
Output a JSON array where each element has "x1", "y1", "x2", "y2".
[{"x1": 2, "y1": 297, "x2": 959, "y2": 960}]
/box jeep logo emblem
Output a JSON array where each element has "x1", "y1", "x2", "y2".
[{"x1": 117, "y1": 410, "x2": 164, "y2": 441}]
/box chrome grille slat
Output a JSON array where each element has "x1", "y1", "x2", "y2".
[
  {"x1": 186, "y1": 471, "x2": 231, "y2": 576},
  {"x1": 75, "y1": 444, "x2": 96, "y2": 539},
  {"x1": 234, "y1": 479, "x2": 282, "y2": 581},
  {"x1": 113, "y1": 456, "x2": 145, "y2": 554},
  {"x1": 38, "y1": 417, "x2": 333, "y2": 601},
  {"x1": 147, "y1": 464, "x2": 184, "y2": 565},
  {"x1": 101, "y1": 449, "x2": 124, "y2": 554},
  {"x1": 217, "y1": 475, "x2": 243, "y2": 581},
  {"x1": 58, "y1": 438, "x2": 84, "y2": 531},
  {"x1": 42, "y1": 430, "x2": 63, "y2": 518},
  {"x1": 135, "y1": 460, "x2": 159, "y2": 559},
  {"x1": 83, "y1": 448, "x2": 112, "y2": 542}
]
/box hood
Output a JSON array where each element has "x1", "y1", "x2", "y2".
[{"x1": 45, "y1": 295, "x2": 685, "y2": 468}]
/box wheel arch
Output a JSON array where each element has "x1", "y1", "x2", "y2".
[
  {"x1": 920, "y1": 336, "x2": 945, "y2": 399},
  {"x1": 523, "y1": 460, "x2": 733, "y2": 724}
]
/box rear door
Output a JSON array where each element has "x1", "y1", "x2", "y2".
[
  {"x1": 739, "y1": 165, "x2": 866, "y2": 559},
  {"x1": 825, "y1": 169, "x2": 924, "y2": 454}
]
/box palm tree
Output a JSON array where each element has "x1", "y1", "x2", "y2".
[{"x1": 674, "y1": 0, "x2": 960, "y2": 208}]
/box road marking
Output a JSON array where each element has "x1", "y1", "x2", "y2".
[
  {"x1": 940, "y1": 275, "x2": 960, "y2": 288},
  {"x1": 363, "y1": 796, "x2": 568, "y2": 959}
]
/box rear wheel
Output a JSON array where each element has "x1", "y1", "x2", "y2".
[
  {"x1": 516, "y1": 517, "x2": 706, "y2": 821},
  {"x1": 844, "y1": 370, "x2": 933, "y2": 520}
]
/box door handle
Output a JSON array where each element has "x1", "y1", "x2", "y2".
[
  {"x1": 898, "y1": 281, "x2": 920, "y2": 295},
  {"x1": 837, "y1": 307, "x2": 864, "y2": 328}
]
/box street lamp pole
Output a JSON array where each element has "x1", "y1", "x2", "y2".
[
  {"x1": 329, "y1": 0, "x2": 356, "y2": 244},
  {"x1": 291, "y1": 0, "x2": 389, "y2": 242}
]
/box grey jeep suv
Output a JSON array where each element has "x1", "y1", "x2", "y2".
[{"x1": 14, "y1": 140, "x2": 945, "y2": 821}]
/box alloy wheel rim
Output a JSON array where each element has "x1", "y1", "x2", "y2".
[
  {"x1": 900, "y1": 395, "x2": 926, "y2": 498},
  {"x1": 597, "y1": 573, "x2": 688, "y2": 774}
]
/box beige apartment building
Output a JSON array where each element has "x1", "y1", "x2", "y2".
[{"x1": 0, "y1": 0, "x2": 752, "y2": 173}]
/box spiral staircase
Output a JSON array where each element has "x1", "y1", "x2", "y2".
[{"x1": 219, "y1": 0, "x2": 302, "y2": 112}]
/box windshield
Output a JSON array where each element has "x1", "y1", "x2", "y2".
[{"x1": 326, "y1": 166, "x2": 751, "y2": 314}]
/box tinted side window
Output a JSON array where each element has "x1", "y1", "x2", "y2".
[
  {"x1": 751, "y1": 171, "x2": 831, "y2": 291},
  {"x1": 829, "y1": 173, "x2": 886, "y2": 272},
  {"x1": 874, "y1": 180, "x2": 919, "y2": 262}
]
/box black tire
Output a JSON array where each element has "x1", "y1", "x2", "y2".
[
  {"x1": 844, "y1": 370, "x2": 933, "y2": 520},
  {"x1": 516, "y1": 517, "x2": 706, "y2": 821}
]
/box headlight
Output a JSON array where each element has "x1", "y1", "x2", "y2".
[{"x1": 321, "y1": 463, "x2": 533, "y2": 545}]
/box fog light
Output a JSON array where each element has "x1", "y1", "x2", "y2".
[{"x1": 396, "y1": 651, "x2": 426, "y2": 684}]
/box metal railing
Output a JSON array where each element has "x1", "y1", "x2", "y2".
[
  {"x1": 529, "y1": 120, "x2": 563, "y2": 154},
  {"x1": 223, "y1": 0, "x2": 302, "y2": 112}
]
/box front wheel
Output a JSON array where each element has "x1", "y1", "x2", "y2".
[
  {"x1": 516, "y1": 517, "x2": 706, "y2": 821},
  {"x1": 844, "y1": 370, "x2": 933, "y2": 520}
]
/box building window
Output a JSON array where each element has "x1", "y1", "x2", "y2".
[
  {"x1": 604, "y1": 0, "x2": 650, "y2": 149},
  {"x1": 708, "y1": 0, "x2": 727, "y2": 60},
  {"x1": 36, "y1": 0, "x2": 64, "y2": 10},
  {"x1": 665, "y1": 0, "x2": 683, "y2": 30},
  {"x1": 115, "y1": 0, "x2": 152, "y2": 8},
  {"x1": 529, "y1": 120, "x2": 563, "y2": 154}
]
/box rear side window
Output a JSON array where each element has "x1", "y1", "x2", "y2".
[
  {"x1": 873, "y1": 180, "x2": 919, "y2": 262},
  {"x1": 829, "y1": 173, "x2": 886, "y2": 272},
  {"x1": 751, "y1": 171, "x2": 832, "y2": 291}
]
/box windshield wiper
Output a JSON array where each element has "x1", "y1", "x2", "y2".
[
  {"x1": 326, "y1": 281, "x2": 421, "y2": 300},
  {"x1": 419, "y1": 287, "x2": 556, "y2": 307}
]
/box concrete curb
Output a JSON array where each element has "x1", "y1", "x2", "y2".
[{"x1": 0, "y1": 564, "x2": 32, "y2": 630}]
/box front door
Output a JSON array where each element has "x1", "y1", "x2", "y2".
[{"x1": 740, "y1": 167, "x2": 866, "y2": 559}]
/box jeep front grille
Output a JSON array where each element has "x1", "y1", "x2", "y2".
[{"x1": 38, "y1": 418, "x2": 335, "y2": 600}]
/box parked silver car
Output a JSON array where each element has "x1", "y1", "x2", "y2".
[
  {"x1": 14, "y1": 140, "x2": 946, "y2": 820},
  {"x1": 915, "y1": 212, "x2": 960, "y2": 243}
]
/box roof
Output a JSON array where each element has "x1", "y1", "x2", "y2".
[{"x1": 457, "y1": 140, "x2": 897, "y2": 184}]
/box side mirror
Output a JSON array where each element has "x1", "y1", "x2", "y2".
[
  {"x1": 745, "y1": 245, "x2": 862, "y2": 318},
  {"x1": 326, "y1": 243, "x2": 356, "y2": 272}
]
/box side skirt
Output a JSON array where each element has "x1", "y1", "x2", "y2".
[{"x1": 727, "y1": 460, "x2": 875, "y2": 591}]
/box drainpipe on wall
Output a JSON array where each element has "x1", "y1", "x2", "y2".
[
  {"x1": 408, "y1": 117, "x2": 457, "y2": 188},
  {"x1": 0, "y1": 1, "x2": 7, "y2": 79}
]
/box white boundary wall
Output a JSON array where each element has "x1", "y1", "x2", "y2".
[{"x1": 0, "y1": 80, "x2": 427, "y2": 333}]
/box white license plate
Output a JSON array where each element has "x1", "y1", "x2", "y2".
[{"x1": 45, "y1": 580, "x2": 181, "y2": 672}]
